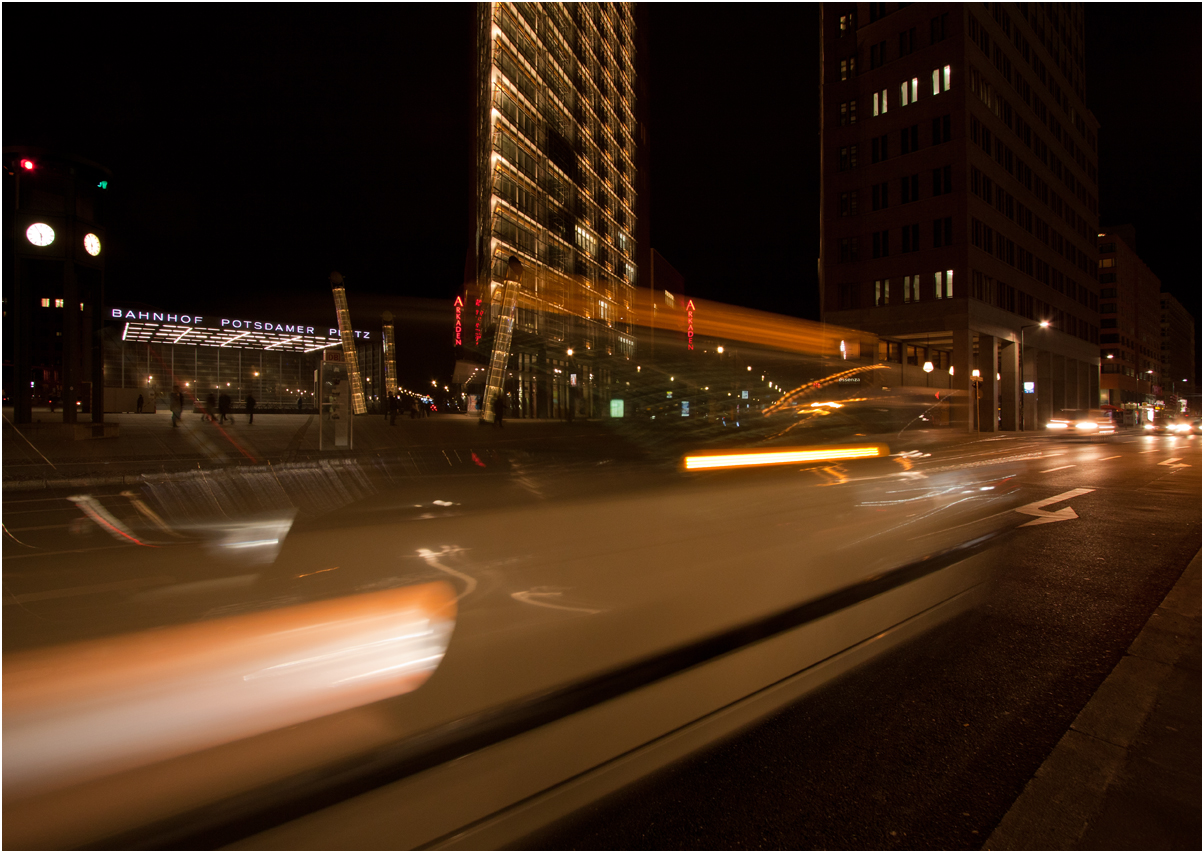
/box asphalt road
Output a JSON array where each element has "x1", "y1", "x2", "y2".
[
  {"x1": 522, "y1": 431, "x2": 1202, "y2": 849},
  {"x1": 2, "y1": 429, "x2": 1199, "y2": 848}
]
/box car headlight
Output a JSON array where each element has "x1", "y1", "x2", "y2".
[
  {"x1": 1075, "y1": 421, "x2": 1097, "y2": 431},
  {"x1": 1144, "y1": 423, "x2": 1155, "y2": 430},
  {"x1": 1047, "y1": 421, "x2": 1069, "y2": 429}
]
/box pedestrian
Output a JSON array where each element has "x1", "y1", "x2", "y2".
[
  {"x1": 218, "y1": 392, "x2": 231, "y2": 424},
  {"x1": 170, "y1": 386, "x2": 183, "y2": 428},
  {"x1": 136, "y1": 393, "x2": 144, "y2": 414},
  {"x1": 298, "y1": 395, "x2": 304, "y2": 412},
  {"x1": 205, "y1": 392, "x2": 216, "y2": 422},
  {"x1": 246, "y1": 393, "x2": 257, "y2": 425},
  {"x1": 493, "y1": 394, "x2": 506, "y2": 428}
]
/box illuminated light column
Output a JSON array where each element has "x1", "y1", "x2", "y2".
[
  {"x1": 329, "y1": 271, "x2": 367, "y2": 415},
  {"x1": 382, "y1": 310, "x2": 398, "y2": 398},
  {"x1": 480, "y1": 256, "x2": 522, "y2": 424}
]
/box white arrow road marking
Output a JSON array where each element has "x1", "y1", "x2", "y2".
[
  {"x1": 1015, "y1": 488, "x2": 1095, "y2": 527},
  {"x1": 1158, "y1": 457, "x2": 1190, "y2": 468}
]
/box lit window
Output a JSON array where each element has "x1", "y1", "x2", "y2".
[
  {"x1": 54, "y1": 298, "x2": 64, "y2": 308},
  {"x1": 903, "y1": 275, "x2": 920, "y2": 303},
  {"x1": 901, "y1": 78, "x2": 919, "y2": 105},
  {"x1": 911, "y1": 77, "x2": 919, "y2": 102},
  {"x1": 935, "y1": 269, "x2": 953, "y2": 299},
  {"x1": 41, "y1": 298, "x2": 50, "y2": 308},
  {"x1": 875, "y1": 278, "x2": 890, "y2": 306},
  {"x1": 873, "y1": 89, "x2": 888, "y2": 116},
  {"x1": 933, "y1": 65, "x2": 952, "y2": 94}
]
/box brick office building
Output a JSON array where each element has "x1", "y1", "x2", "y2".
[{"x1": 819, "y1": 2, "x2": 1101, "y2": 431}]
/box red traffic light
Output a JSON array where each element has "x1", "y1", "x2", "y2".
[{"x1": 19, "y1": 158, "x2": 35, "y2": 171}]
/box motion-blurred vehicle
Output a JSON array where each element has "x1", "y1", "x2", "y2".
[
  {"x1": 1045, "y1": 408, "x2": 1116, "y2": 437},
  {"x1": 1144, "y1": 414, "x2": 1193, "y2": 435}
]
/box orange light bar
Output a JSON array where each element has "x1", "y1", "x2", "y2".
[{"x1": 684, "y1": 444, "x2": 887, "y2": 471}]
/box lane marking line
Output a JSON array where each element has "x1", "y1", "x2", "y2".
[
  {"x1": 1098, "y1": 455, "x2": 1122, "y2": 461},
  {"x1": 1040, "y1": 465, "x2": 1075, "y2": 473}
]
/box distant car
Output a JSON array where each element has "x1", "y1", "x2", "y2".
[
  {"x1": 1145, "y1": 416, "x2": 1193, "y2": 435},
  {"x1": 1046, "y1": 409, "x2": 1116, "y2": 437},
  {"x1": 1192, "y1": 419, "x2": 1202, "y2": 435}
]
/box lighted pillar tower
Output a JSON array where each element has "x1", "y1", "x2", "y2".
[
  {"x1": 328, "y1": 271, "x2": 367, "y2": 415},
  {"x1": 381, "y1": 310, "x2": 398, "y2": 398},
  {"x1": 479, "y1": 256, "x2": 522, "y2": 424}
]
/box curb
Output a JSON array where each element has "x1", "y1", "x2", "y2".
[{"x1": 983, "y1": 549, "x2": 1202, "y2": 850}]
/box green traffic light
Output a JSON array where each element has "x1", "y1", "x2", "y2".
[{"x1": 97, "y1": 180, "x2": 108, "y2": 189}]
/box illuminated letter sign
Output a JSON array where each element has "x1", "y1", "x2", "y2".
[
  {"x1": 454, "y1": 296, "x2": 463, "y2": 346},
  {"x1": 686, "y1": 299, "x2": 695, "y2": 351},
  {"x1": 475, "y1": 298, "x2": 483, "y2": 345}
]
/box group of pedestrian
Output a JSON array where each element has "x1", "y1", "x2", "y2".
[{"x1": 175, "y1": 389, "x2": 256, "y2": 428}]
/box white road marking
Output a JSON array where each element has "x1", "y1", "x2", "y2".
[
  {"x1": 1158, "y1": 457, "x2": 1190, "y2": 469},
  {"x1": 1040, "y1": 465, "x2": 1075, "y2": 473},
  {"x1": 1098, "y1": 456, "x2": 1122, "y2": 461},
  {"x1": 1015, "y1": 488, "x2": 1095, "y2": 527},
  {"x1": 511, "y1": 588, "x2": 603, "y2": 615},
  {"x1": 416, "y1": 546, "x2": 476, "y2": 602}
]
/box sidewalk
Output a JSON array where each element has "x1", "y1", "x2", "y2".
[
  {"x1": 1, "y1": 410, "x2": 647, "y2": 491},
  {"x1": 985, "y1": 549, "x2": 1202, "y2": 850}
]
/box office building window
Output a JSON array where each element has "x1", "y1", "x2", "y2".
[
  {"x1": 41, "y1": 298, "x2": 51, "y2": 307},
  {"x1": 935, "y1": 269, "x2": 953, "y2": 299},
  {"x1": 932, "y1": 64, "x2": 951, "y2": 94},
  {"x1": 901, "y1": 223, "x2": 920, "y2": 253},
  {"x1": 930, "y1": 12, "x2": 948, "y2": 43},
  {"x1": 900, "y1": 173, "x2": 920, "y2": 204},
  {"x1": 870, "y1": 40, "x2": 887, "y2": 69},
  {"x1": 875, "y1": 278, "x2": 890, "y2": 306},
  {"x1": 840, "y1": 57, "x2": 857, "y2": 80},
  {"x1": 839, "y1": 190, "x2": 859, "y2": 217},
  {"x1": 932, "y1": 114, "x2": 952, "y2": 144},
  {"x1": 871, "y1": 134, "x2": 888, "y2": 163},
  {"x1": 838, "y1": 282, "x2": 860, "y2": 309},
  {"x1": 933, "y1": 216, "x2": 953, "y2": 247},
  {"x1": 903, "y1": 277, "x2": 920, "y2": 303},
  {"x1": 899, "y1": 26, "x2": 916, "y2": 56},
  {"x1": 839, "y1": 100, "x2": 857, "y2": 126},
  {"x1": 932, "y1": 164, "x2": 952, "y2": 195},
  {"x1": 1098, "y1": 258, "x2": 1115, "y2": 268},
  {"x1": 839, "y1": 10, "x2": 856, "y2": 35},
  {"x1": 868, "y1": 2, "x2": 886, "y2": 23},
  {"x1": 872, "y1": 230, "x2": 889, "y2": 258},
  {"x1": 900, "y1": 124, "x2": 920, "y2": 154},
  {"x1": 838, "y1": 237, "x2": 859, "y2": 262},
  {"x1": 1099, "y1": 272, "x2": 1116, "y2": 284},
  {"x1": 839, "y1": 145, "x2": 858, "y2": 170},
  {"x1": 55, "y1": 298, "x2": 65, "y2": 308},
  {"x1": 900, "y1": 77, "x2": 919, "y2": 106},
  {"x1": 873, "y1": 89, "x2": 888, "y2": 116},
  {"x1": 871, "y1": 181, "x2": 889, "y2": 210}
]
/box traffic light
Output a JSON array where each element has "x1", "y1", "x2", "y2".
[{"x1": 20, "y1": 158, "x2": 35, "y2": 171}]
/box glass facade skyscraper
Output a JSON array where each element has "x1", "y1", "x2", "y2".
[{"x1": 466, "y1": 2, "x2": 640, "y2": 419}]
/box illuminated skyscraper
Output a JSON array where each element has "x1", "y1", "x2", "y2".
[
  {"x1": 819, "y1": 3, "x2": 1101, "y2": 432},
  {"x1": 466, "y1": 2, "x2": 641, "y2": 419}
]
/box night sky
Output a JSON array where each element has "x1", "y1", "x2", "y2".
[{"x1": 7, "y1": 4, "x2": 1200, "y2": 369}]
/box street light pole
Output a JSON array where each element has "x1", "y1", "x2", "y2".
[{"x1": 1019, "y1": 321, "x2": 1049, "y2": 431}]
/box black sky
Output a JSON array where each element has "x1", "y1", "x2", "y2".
[{"x1": 6, "y1": 4, "x2": 1200, "y2": 350}]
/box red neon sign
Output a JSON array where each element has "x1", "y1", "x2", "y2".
[
  {"x1": 686, "y1": 299, "x2": 695, "y2": 351},
  {"x1": 475, "y1": 298, "x2": 482, "y2": 345},
  {"x1": 454, "y1": 296, "x2": 463, "y2": 346}
]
